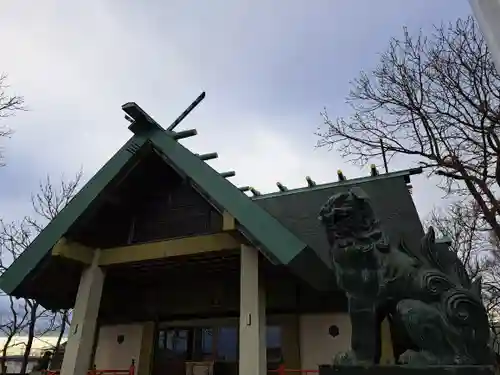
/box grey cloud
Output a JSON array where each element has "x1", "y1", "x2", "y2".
[{"x1": 0, "y1": 0, "x2": 474, "y2": 225}]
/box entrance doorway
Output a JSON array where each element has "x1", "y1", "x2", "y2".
[{"x1": 153, "y1": 322, "x2": 282, "y2": 375}]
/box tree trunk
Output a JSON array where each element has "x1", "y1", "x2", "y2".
[
  {"x1": 20, "y1": 302, "x2": 38, "y2": 374},
  {"x1": 0, "y1": 336, "x2": 13, "y2": 375},
  {"x1": 52, "y1": 311, "x2": 68, "y2": 369}
]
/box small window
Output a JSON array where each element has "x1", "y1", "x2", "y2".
[
  {"x1": 166, "y1": 329, "x2": 189, "y2": 355},
  {"x1": 266, "y1": 326, "x2": 283, "y2": 363},
  {"x1": 201, "y1": 328, "x2": 214, "y2": 359},
  {"x1": 158, "y1": 330, "x2": 166, "y2": 350},
  {"x1": 216, "y1": 327, "x2": 238, "y2": 361},
  {"x1": 266, "y1": 326, "x2": 281, "y2": 348}
]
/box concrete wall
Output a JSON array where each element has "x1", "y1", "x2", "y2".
[
  {"x1": 299, "y1": 313, "x2": 351, "y2": 370},
  {"x1": 94, "y1": 324, "x2": 144, "y2": 372}
]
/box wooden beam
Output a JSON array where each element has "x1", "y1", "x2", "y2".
[
  {"x1": 220, "y1": 171, "x2": 236, "y2": 178},
  {"x1": 222, "y1": 211, "x2": 236, "y2": 231},
  {"x1": 276, "y1": 182, "x2": 288, "y2": 192},
  {"x1": 173, "y1": 129, "x2": 197, "y2": 140},
  {"x1": 52, "y1": 237, "x2": 95, "y2": 264},
  {"x1": 166, "y1": 91, "x2": 206, "y2": 131},
  {"x1": 305, "y1": 176, "x2": 316, "y2": 187},
  {"x1": 98, "y1": 233, "x2": 241, "y2": 266},
  {"x1": 197, "y1": 152, "x2": 218, "y2": 161}
]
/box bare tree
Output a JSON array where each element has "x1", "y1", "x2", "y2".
[
  {"x1": 0, "y1": 73, "x2": 25, "y2": 166},
  {"x1": 316, "y1": 16, "x2": 500, "y2": 241},
  {"x1": 427, "y1": 201, "x2": 495, "y2": 277},
  {"x1": 53, "y1": 310, "x2": 70, "y2": 357},
  {"x1": 0, "y1": 171, "x2": 82, "y2": 373},
  {"x1": 50, "y1": 310, "x2": 71, "y2": 369},
  {"x1": 0, "y1": 220, "x2": 34, "y2": 375},
  {"x1": 0, "y1": 296, "x2": 30, "y2": 375},
  {"x1": 21, "y1": 302, "x2": 42, "y2": 374},
  {"x1": 27, "y1": 169, "x2": 83, "y2": 230}
]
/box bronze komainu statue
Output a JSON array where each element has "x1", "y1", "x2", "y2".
[{"x1": 318, "y1": 187, "x2": 494, "y2": 366}]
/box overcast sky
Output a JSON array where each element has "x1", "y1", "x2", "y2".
[{"x1": 0, "y1": 1, "x2": 473, "y2": 224}]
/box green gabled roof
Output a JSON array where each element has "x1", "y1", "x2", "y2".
[
  {"x1": 147, "y1": 129, "x2": 307, "y2": 264},
  {"x1": 0, "y1": 134, "x2": 149, "y2": 295},
  {"x1": 253, "y1": 168, "x2": 424, "y2": 269},
  {"x1": 0, "y1": 103, "x2": 334, "y2": 296}
]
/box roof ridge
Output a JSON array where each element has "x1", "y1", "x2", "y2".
[{"x1": 251, "y1": 167, "x2": 423, "y2": 200}]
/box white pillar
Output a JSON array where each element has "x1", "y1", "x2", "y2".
[
  {"x1": 239, "y1": 245, "x2": 266, "y2": 375},
  {"x1": 469, "y1": 0, "x2": 500, "y2": 72},
  {"x1": 61, "y1": 250, "x2": 104, "y2": 375}
]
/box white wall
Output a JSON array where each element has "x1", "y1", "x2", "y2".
[
  {"x1": 299, "y1": 313, "x2": 351, "y2": 370},
  {"x1": 92, "y1": 315, "x2": 351, "y2": 372},
  {"x1": 94, "y1": 324, "x2": 144, "y2": 372}
]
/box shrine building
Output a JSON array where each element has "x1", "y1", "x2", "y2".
[{"x1": 0, "y1": 100, "x2": 425, "y2": 375}]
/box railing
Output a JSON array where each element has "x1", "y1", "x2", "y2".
[
  {"x1": 43, "y1": 360, "x2": 135, "y2": 375},
  {"x1": 269, "y1": 364, "x2": 319, "y2": 375},
  {"x1": 44, "y1": 370, "x2": 132, "y2": 375}
]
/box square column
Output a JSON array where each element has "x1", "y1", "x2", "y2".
[
  {"x1": 469, "y1": 0, "x2": 500, "y2": 72},
  {"x1": 239, "y1": 245, "x2": 266, "y2": 375},
  {"x1": 61, "y1": 250, "x2": 104, "y2": 375}
]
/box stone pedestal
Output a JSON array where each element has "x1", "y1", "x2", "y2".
[{"x1": 319, "y1": 365, "x2": 495, "y2": 375}]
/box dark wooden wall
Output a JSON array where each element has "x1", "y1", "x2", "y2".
[
  {"x1": 69, "y1": 151, "x2": 223, "y2": 249},
  {"x1": 97, "y1": 258, "x2": 347, "y2": 325},
  {"x1": 131, "y1": 182, "x2": 222, "y2": 243}
]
